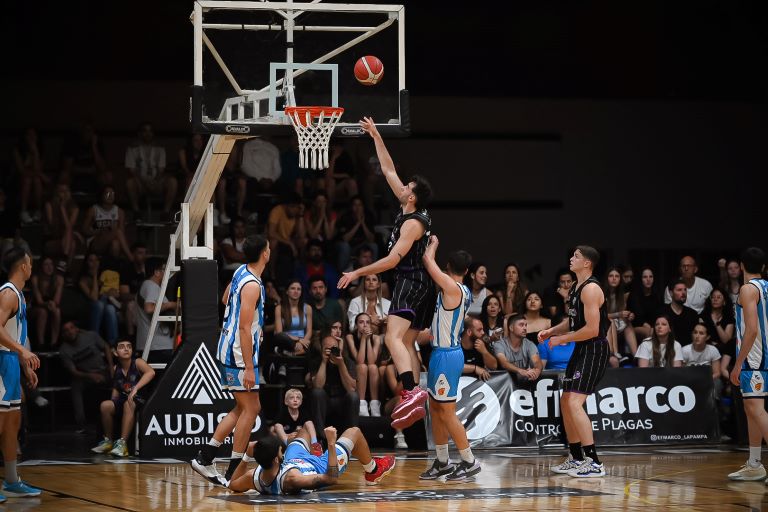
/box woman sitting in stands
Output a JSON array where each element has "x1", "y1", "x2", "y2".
[
  {"x1": 521, "y1": 291, "x2": 550, "y2": 344},
  {"x1": 495, "y1": 262, "x2": 527, "y2": 316},
  {"x1": 635, "y1": 315, "x2": 683, "y2": 368}
]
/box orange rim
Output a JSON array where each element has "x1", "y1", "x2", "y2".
[{"x1": 285, "y1": 106, "x2": 345, "y2": 126}]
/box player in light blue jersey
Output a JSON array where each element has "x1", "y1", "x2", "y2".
[
  {"x1": 728, "y1": 247, "x2": 768, "y2": 482},
  {"x1": 227, "y1": 425, "x2": 395, "y2": 494},
  {"x1": 0, "y1": 248, "x2": 42, "y2": 501},
  {"x1": 420, "y1": 236, "x2": 481, "y2": 482},
  {"x1": 192, "y1": 235, "x2": 270, "y2": 486}
]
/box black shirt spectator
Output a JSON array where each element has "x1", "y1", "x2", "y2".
[{"x1": 661, "y1": 303, "x2": 700, "y2": 347}]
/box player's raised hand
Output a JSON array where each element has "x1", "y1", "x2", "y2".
[
  {"x1": 359, "y1": 117, "x2": 381, "y2": 139},
  {"x1": 337, "y1": 270, "x2": 358, "y2": 289},
  {"x1": 324, "y1": 426, "x2": 337, "y2": 444},
  {"x1": 423, "y1": 235, "x2": 438, "y2": 262}
]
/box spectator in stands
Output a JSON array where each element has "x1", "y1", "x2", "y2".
[
  {"x1": 522, "y1": 291, "x2": 551, "y2": 345},
  {"x1": 43, "y1": 183, "x2": 83, "y2": 268},
  {"x1": 179, "y1": 133, "x2": 208, "y2": 191},
  {"x1": 270, "y1": 388, "x2": 320, "y2": 451},
  {"x1": 718, "y1": 258, "x2": 743, "y2": 305},
  {"x1": 213, "y1": 143, "x2": 246, "y2": 225},
  {"x1": 59, "y1": 321, "x2": 113, "y2": 433},
  {"x1": 220, "y1": 216, "x2": 248, "y2": 272},
  {"x1": 460, "y1": 316, "x2": 497, "y2": 380},
  {"x1": 465, "y1": 263, "x2": 491, "y2": 316},
  {"x1": 346, "y1": 246, "x2": 391, "y2": 298},
  {"x1": 494, "y1": 314, "x2": 542, "y2": 384},
  {"x1": 274, "y1": 279, "x2": 313, "y2": 355},
  {"x1": 346, "y1": 313, "x2": 382, "y2": 417},
  {"x1": 496, "y1": 263, "x2": 527, "y2": 316},
  {"x1": 78, "y1": 253, "x2": 119, "y2": 347},
  {"x1": 29, "y1": 257, "x2": 63, "y2": 348},
  {"x1": 60, "y1": 123, "x2": 108, "y2": 196},
  {"x1": 309, "y1": 323, "x2": 359, "y2": 438},
  {"x1": 304, "y1": 191, "x2": 337, "y2": 243},
  {"x1": 544, "y1": 268, "x2": 575, "y2": 324},
  {"x1": 346, "y1": 274, "x2": 390, "y2": 336},
  {"x1": 91, "y1": 339, "x2": 155, "y2": 457},
  {"x1": 324, "y1": 142, "x2": 359, "y2": 206},
  {"x1": 13, "y1": 127, "x2": 50, "y2": 225},
  {"x1": 635, "y1": 315, "x2": 683, "y2": 368},
  {"x1": 118, "y1": 243, "x2": 147, "y2": 339},
  {"x1": 335, "y1": 196, "x2": 377, "y2": 273},
  {"x1": 135, "y1": 257, "x2": 177, "y2": 365},
  {"x1": 296, "y1": 239, "x2": 340, "y2": 299},
  {"x1": 682, "y1": 324, "x2": 722, "y2": 396},
  {"x1": 663, "y1": 255, "x2": 713, "y2": 313},
  {"x1": 538, "y1": 338, "x2": 575, "y2": 370},
  {"x1": 700, "y1": 288, "x2": 735, "y2": 346},
  {"x1": 628, "y1": 267, "x2": 663, "y2": 339},
  {"x1": 125, "y1": 122, "x2": 178, "y2": 221},
  {"x1": 136, "y1": 258, "x2": 176, "y2": 363},
  {"x1": 240, "y1": 136, "x2": 281, "y2": 193},
  {"x1": 662, "y1": 280, "x2": 701, "y2": 347},
  {"x1": 308, "y1": 276, "x2": 345, "y2": 341},
  {"x1": 622, "y1": 266, "x2": 635, "y2": 292},
  {"x1": 479, "y1": 295, "x2": 505, "y2": 343},
  {"x1": 82, "y1": 186, "x2": 133, "y2": 261},
  {"x1": 267, "y1": 193, "x2": 306, "y2": 286},
  {"x1": 604, "y1": 266, "x2": 638, "y2": 358}
]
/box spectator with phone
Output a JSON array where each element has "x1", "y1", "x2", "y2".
[
  {"x1": 478, "y1": 295, "x2": 505, "y2": 343},
  {"x1": 308, "y1": 322, "x2": 359, "y2": 441}
]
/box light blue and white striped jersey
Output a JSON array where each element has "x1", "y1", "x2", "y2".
[
  {"x1": 217, "y1": 264, "x2": 264, "y2": 368},
  {"x1": 430, "y1": 282, "x2": 470, "y2": 349},
  {"x1": 0, "y1": 282, "x2": 26, "y2": 352},
  {"x1": 736, "y1": 278, "x2": 768, "y2": 371}
]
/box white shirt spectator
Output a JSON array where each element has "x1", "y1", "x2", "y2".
[
  {"x1": 125, "y1": 144, "x2": 166, "y2": 181},
  {"x1": 663, "y1": 276, "x2": 713, "y2": 314},
  {"x1": 220, "y1": 236, "x2": 244, "y2": 270},
  {"x1": 241, "y1": 137, "x2": 281, "y2": 181},
  {"x1": 681, "y1": 344, "x2": 721, "y2": 367},
  {"x1": 346, "y1": 295, "x2": 392, "y2": 330},
  {"x1": 635, "y1": 338, "x2": 684, "y2": 367},
  {"x1": 136, "y1": 279, "x2": 174, "y2": 352}
]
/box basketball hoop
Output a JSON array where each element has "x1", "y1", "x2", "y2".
[{"x1": 285, "y1": 106, "x2": 345, "y2": 170}]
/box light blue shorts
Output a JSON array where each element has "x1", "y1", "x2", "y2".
[
  {"x1": 220, "y1": 365, "x2": 259, "y2": 392},
  {"x1": 427, "y1": 347, "x2": 464, "y2": 402},
  {"x1": 0, "y1": 351, "x2": 21, "y2": 411}
]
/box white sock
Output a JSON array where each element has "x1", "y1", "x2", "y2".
[
  {"x1": 311, "y1": 436, "x2": 318, "y2": 443},
  {"x1": 362, "y1": 459, "x2": 377, "y2": 473},
  {"x1": 436, "y1": 444, "x2": 449, "y2": 464},
  {"x1": 231, "y1": 451, "x2": 244, "y2": 460},
  {"x1": 208, "y1": 438, "x2": 222, "y2": 448},
  {"x1": 242, "y1": 454, "x2": 256, "y2": 463},
  {"x1": 749, "y1": 446, "x2": 762, "y2": 467},
  {"x1": 459, "y1": 446, "x2": 474, "y2": 464}
]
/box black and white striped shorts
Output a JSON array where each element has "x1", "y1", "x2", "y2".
[
  {"x1": 388, "y1": 270, "x2": 437, "y2": 330},
  {"x1": 562, "y1": 338, "x2": 610, "y2": 395}
]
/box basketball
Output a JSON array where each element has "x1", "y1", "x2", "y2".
[{"x1": 354, "y1": 55, "x2": 384, "y2": 85}]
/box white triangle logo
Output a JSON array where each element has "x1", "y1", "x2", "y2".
[{"x1": 172, "y1": 344, "x2": 232, "y2": 403}]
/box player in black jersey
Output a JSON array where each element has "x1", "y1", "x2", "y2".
[
  {"x1": 338, "y1": 117, "x2": 435, "y2": 430},
  {"x1": 538, "y1": 246, "x2": 611, "y2": 478}
]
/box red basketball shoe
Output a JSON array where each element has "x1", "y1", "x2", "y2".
[
  {"x1": 392, "y1": 387, "x2": 428, "y2": 418},
  {"x1": 364, "y1": 455, "x2": 397, "y2": 485}
]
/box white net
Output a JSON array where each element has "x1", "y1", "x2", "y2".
[{"x1": 285, "y1": 107, "x2": 345, "y2": 170}]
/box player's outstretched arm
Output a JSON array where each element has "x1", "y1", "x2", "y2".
[
  {"x1": 359, "y1": 117, "x2": 404, "y2": 199},
  {"x1": 338, "y1": 219, "x2": 421, "y2": 289},
  {"x1": 422, "y1": 235, "x2": 461, "y2": 309}
]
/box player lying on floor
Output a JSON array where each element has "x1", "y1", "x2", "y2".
[{"x1": 228, "y1": 426, "x2": 396, "y2": 494}]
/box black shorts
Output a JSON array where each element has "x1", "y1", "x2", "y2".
[
  {"x1": 562, "y1": 338, "x2": 610, "y2": 395},
  {"x1": 388, "y1": 269, "x2": 437, "y2": 330}
]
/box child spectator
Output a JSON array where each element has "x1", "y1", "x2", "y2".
[
  {"x1": 271, "y1": 388, "x2": 322, "y2": 455},
  {"x1": 91, "y1": 340, "x2": 155, "y2": 457}
]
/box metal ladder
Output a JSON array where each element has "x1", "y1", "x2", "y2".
[{"x1": 141, "y1": 134, "x2": 243, "y2": 368}]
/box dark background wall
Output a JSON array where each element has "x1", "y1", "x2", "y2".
[{"x1": 3, "y1": 1, "x2": 767, "y2": 290}]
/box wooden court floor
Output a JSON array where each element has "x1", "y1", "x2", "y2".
[{"x1": 8, "y1": 447, "x2": 768, "y2": 511}]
